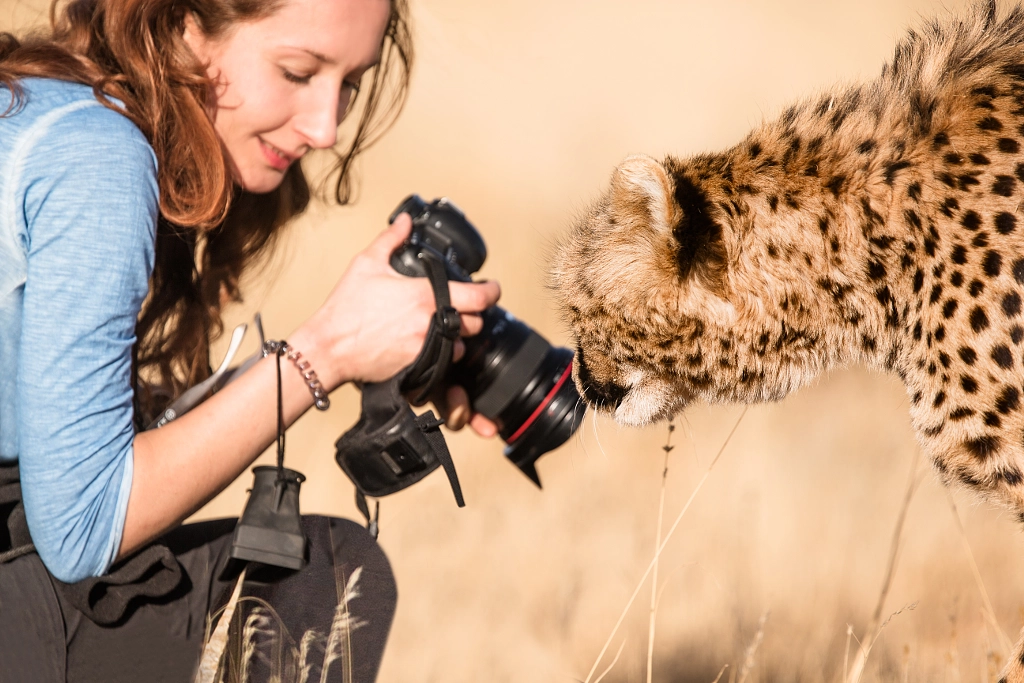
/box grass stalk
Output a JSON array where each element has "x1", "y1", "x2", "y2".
[
  {"x1": 736, "y1": 610, "x2": 770, "y2": 683},
  {"x1": 944, "y1": 490, "x2": 1013, "y2": 656},
  {"x1": 583, "y1": 407, "x2": 748, "y2": 683},
  {"x1": 846, "y1": 448, "x2": 923, "y2": 683},
  {"x1": 645, "y1": 420, "x2": 675, "y2": 683},
  {"x1": 195, "y1": 567, "x2": 247, "y2": 683},
  {"x1": 591, "y1": 640, "x2": 627, "y2": 683}
]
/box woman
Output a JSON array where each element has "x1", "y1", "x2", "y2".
[{"x1": 0, "y1": 0, "x2": 500, "y2": 680}]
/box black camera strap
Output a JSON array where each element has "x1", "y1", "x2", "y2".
[
  {"x1": 336, "y1": 251, "x2": 466, "y2": 536},
  {"x1": 402, "y1": 252, "x2": 463, "y2": 405}
]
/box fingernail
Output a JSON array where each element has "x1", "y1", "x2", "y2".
[{"x1": 448, "y1": 404, "x2": 468, "y2": 430}]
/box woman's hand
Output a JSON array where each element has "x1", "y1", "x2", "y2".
[{"x1": 293, "y1": 213, "x2": 501, "y2": 436}]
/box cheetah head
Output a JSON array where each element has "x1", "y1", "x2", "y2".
[{"x1": 552, "y1": 154, "x2": 832, "y2": 425}]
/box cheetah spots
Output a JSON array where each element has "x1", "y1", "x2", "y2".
[
  {"x1": 993, "y1": 175, "x2": 1017, "y2": 196},
  {"x1": 940, "y1": 197, "x2": 959, "y2": 217},
  {"x1": 933, "y1": 132, "x2": 950, "y2": 147},
  {"x1": 958, "y1": 347, "x2": 977, "y2": 365},
  {"x1": 969, "y1": 306, "x2": 990, "y2": 332},
  {"x1": 950, "y1": 407, "x2": 975, "y2": 421},
  {"x1": 998, "y1": 466, "x2": 1023, "y2": 486},
  {"x1": 1012, "y1": 258, "x2": 1024, "y2": 284},
  {"x1": 992, "y1": 344, "x2": 1014, "y2": 369},
  {"x1": 985, "y1": 411, "x2": 1002, "y2": 427},
  {"x1": 1016, "y1": 163, "x2": 1024, "y2": 183},
  {"x1": 998, "y1": 137, "x2": 1021, "y2": 153},
  {"x1": 1002, "y1": 292, "x2": 1022, "y2": 317},
  {"x1": 996, "y1": 386, "x2": 1021, "y2": 414},
  {"x1": 983, "y1": 251, "x2": 1002, "y2": 278},
  {"x1": 924, "y1": 422, "x2": 945, "y2": 437},
  {"x1": 958, "y1": 172, "x2": 982, "y2": 190},
  {"x1": 961, "y1": 210, "x2": 982, "y2": 231},
  {"x1": 767, "y1": 195, "x2": 779, "y2": 212},
  {"x1": 1012, "y1": 326, "x2": 1024, "y2": 344},
  {"x1": 969, "y1": 279, "x2": 985, "y2": 297},
  {"x1": 972, "y1": 232, "x2": 989, "y2": 249},
  {"x1": 935, "y1": 325, "x2": 947, "y2": 342},
  {"x1": 942, "y1": 299, "x2": 959, "y2": 318},
  {"x1": 884, "y1": 160, "x2": 912, "y2": 184},
  {"x1": 933, "y1": 390, "x2": 946, "y2": 408},
  {"x1": 867, "y1": 261, "x2": 886, "y2": 280},
  {"x1": 944, "y1": 152, "x2": 964, "y2": 165},
  {"x1": 969, "y1": 152, "x2": 991, "y2": 165},
  {"x1": 950, "y1": 271, "x2": 964, "y2": 287},
  {"x1": 913, "y1": 268, "x2": 924, "y2": 293},
  {"x1": 929, "y1": 284, "x2": 943, "y2": 304},
  {"x1": 978, "y1": 116, "x2": 1004, "y2": 132},
  {"x1": 939, "y1": 351, "x2": 951, "y2": 368},
  {"x1": 748, "y1": 141, "x2": 762, "y2": 158},
  {"x1": 961, "y1": 375, "x2": 979, "y2": 393},
  {"x1": 826, "y1": 176, "x2": 845, "y2": 198},
  {"x1": 951, "y1": 245, "x2": 968, "y2": 265},
  {"x1": 907, "y1": 182, "x2": 922, "y2": 201},
  {"x1": 817, "y1": 278, "x2": 852, "y2": 302},
  {"x1": 995, "y1": 212, "x2": 1017, "y2": 235},
  {"x1": 857, "y1": 140, "x2": 876, "y2": 154},
  {"x1": 965, "y1": 435, "x2": 1001, "y2": 460}
]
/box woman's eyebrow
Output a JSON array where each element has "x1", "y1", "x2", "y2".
[{"x1": 288, "y1": 47, "x2": 380, "y2": 72}]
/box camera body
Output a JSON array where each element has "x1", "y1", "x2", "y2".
[{"x1": 389, "y1": 195, "x2": 585, "y2": 485}]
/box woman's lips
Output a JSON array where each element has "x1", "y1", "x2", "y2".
[{"x1": 260, "y1": 139, "x2": 295, "y2": 171}]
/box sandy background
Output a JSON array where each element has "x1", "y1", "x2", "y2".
[{"x1": 7, "y1": 0, "x2": 1024, "y2": 681}]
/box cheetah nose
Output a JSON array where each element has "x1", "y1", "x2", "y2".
[{"x1": 578, "y1": 376, "x2": 628, "y2": 410}]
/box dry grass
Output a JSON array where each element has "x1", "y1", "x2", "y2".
[{"x1": 7, "y1": 0, "x2": 1024, "y2": 680}]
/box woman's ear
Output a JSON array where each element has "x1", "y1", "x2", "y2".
[{"x1": 181, "y1": 12, "x2": 208, "y2": 61}]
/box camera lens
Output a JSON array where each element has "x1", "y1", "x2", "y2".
[{"x1": 452, "y1": 307, "x2": 587, "y2": 485}]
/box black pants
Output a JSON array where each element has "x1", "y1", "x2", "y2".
[{"x1": 0, "y1": 516, "x2": 397, "y2": 683}]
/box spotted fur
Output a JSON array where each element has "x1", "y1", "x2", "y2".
[{"x1": 552, "y1": 3, "x2": 1024, "y2": 678}]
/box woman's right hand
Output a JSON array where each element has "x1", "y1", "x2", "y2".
[{"x1": 295, "y1": 213, "x2": 502, "y2": 390}]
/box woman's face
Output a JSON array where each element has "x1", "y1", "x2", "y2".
[{"x1": 184, "y1": 0, "x2": 390, "y2": 194}]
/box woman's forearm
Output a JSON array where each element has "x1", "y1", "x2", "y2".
[{"x1": 118, "y1": 324, "x2": 328, "y2": 559}]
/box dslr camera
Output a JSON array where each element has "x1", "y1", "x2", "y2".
[{"x1": 387, "y1": 194, "x2": 586, "y2": 486}]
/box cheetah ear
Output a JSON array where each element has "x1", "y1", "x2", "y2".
[
  {"x1": 609, "y1": 154, "x2": 674, "y2": 234},
  {"x1": 609, "y1": 154, "x2": 727, "y2": 290}
]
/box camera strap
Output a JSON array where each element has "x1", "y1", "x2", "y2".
[{"x1": 335, "y1": 251, "x2": 466, "y2": 536}]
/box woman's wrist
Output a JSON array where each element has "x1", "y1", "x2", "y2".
[{"x1": 287, "y1": 317, "x2": 354, "y2": 393}]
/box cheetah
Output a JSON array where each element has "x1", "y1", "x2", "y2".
[{"x1": 552, "y1": 1, "x2": 1024, "y2": 678}]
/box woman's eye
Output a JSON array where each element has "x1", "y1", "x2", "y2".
[{"x1": 282, "y1": 69, "x2": 312, "y2": 84}]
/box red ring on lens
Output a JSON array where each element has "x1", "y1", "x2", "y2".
[{"x1": 506, "y1": 360, "x2": 573, "y2": 444}]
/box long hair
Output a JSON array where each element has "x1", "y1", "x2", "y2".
[{"x1": 0, "y1": 0, "x2": 413, "y2": 423}]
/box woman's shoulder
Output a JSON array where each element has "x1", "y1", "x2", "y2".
[{"x1": 1, "y1": 77, "x2": 154, "y2": 166}]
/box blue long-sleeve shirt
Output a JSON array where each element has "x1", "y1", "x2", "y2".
[{"x1": 0, "y1": 78, "x2": 158, "y2": 583}]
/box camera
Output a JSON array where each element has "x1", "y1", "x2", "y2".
[{"x1": 388, "y1": 195, "x2": 586, "y2": 486}]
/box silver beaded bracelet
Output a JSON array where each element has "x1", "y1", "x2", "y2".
[{"x1": 263, "y1": 340, "x2": 331, "y2": 411}]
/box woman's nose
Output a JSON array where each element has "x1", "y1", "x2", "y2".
[{"x1": 294, "y1": 89, "x2": 342, "y2": 149}]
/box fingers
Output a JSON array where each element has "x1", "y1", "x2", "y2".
[
  {"x1": 469, "y1": 413, "x2": 498, "y2": 438},
  {"x1": 452, "y1": 338, "x2": 466, "y2": 363},
  {"x1": 460, "y1": 313, "x2": 483, "y2": 337},
  {"x1": 444, "y1": 386, "x2": 499, "y2": 437},
  {"x1": 449, "y1": 279, "x2": 501, "y2": 313},
  {"x1": 366, "y1": 212, "x2": 413, "y2": 262},
  {"x1": 445, "y1": 385, "x2": 470, "y2": 431}
]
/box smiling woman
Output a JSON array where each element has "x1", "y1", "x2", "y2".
[
  {"x1": 0, "y1": 0, "x2": 501, "y2": 681},
  {"x1": 180, "y1": 0, "x2": 389, "y2": 193}
]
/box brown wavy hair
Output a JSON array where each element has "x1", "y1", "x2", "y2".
[{"x1": 0, "y1": 0, "x2": 412, "y2": 424}]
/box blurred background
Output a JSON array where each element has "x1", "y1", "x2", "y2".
[{"x1": 6, "y1": 0, "x2": 1024, "y2": 681}]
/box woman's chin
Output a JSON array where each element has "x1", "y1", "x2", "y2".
[{"x1": 235, "y1": 166, "x2": 288, "y2": 194}]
